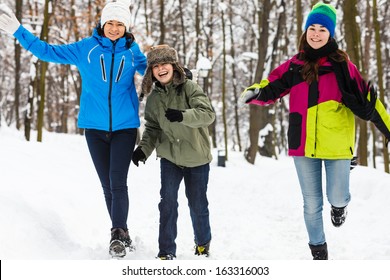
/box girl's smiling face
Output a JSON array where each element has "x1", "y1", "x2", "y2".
[
  {"x1": 306, "y1": 24, "x2": 330, "y2": 49},
  {"x1": 103, "y1": 20, "x2": 126, "y2": 41},
  {"x1": 152, "y1": 63, "x2": 174, "y2": 85}
]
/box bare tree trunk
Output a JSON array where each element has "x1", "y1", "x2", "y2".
[
  {"x1": 373, "y1": 0, "x2": 389, "y2": 173},
  {"x1": 206, "y1": 0, "x2": 217, "y2": 148},
  {"x1": 60, "y1": 66, "x2": 69, "y2": 133},
  {"x1": 194, "y1": 0, "x2": 201, "y2": 65},
  {"x1": 342, "y1": 0, "x2": 368, "y2": 166},
  {"x1": 14, "y1": 0, "x2": 23, "y2": 130},
  {"x1": 229, "y1": 0, "x2": 242, "y2": 152},
  {"x1": 363, "y1": 0, "x2": 377, "y2": 168},
  {"x1": 178, "y1": 0, "x2": 187, "y2": 65},
  {"x1": 371, "y1": 123, "x2": 377, "y2": 168},
  {"x1": 71, "y1": 0, "x2": 82, "y2": 134},
  {"x1": 25, "y1": 78, "x2": 36, "y2": 141},
  {"x1": 296, "y1": 0, "x2": 302, "y2": 47},
  {"x1": 23, "y1": 0, "x2": 38, "y2": 140},
  {"x1": 263, "y1": 0, "x2": 288, "y2": 159},
  {"x1": 143, "y1": 0, "x2": 149, "y2": 36},
  {"x1": 36, "y1": 0, "x2": 52, "y2": 142},
  {"x1": 221, "y1": 3, "x2": 228, "y2": 161},
  {"x1": 246, "y1": 0, "x2": 271, "y2": 164},
  {"x1": 158, "y1": 0, "x2": 165, "y2": 44}
]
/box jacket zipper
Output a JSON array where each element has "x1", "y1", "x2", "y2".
[
  {"x1": 311, "y1": 80, "x2": 319, "y2": 157},
  {"x1": 100, "y1": 55, "x2": 107, "y2": 81},
  {"x1": 115, "y1": 56, "x2": 125, "y2": 82},
  {"x1": 108, "y1": 41, "x2": 117, "y2": 132}
]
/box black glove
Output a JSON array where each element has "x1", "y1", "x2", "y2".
[
  {"x1": 366, "y1": 82, "x2": 378, "y2": 118},
  {"x1": 132, "y1": 147, "x2": 146, "y2": 167},
  {"x1": 165, "y1": 108, "x2": 184, "y2": 122},
  {"x1": 350, "y1": 156, "x2": 358, "y2": 171},
  {"x1": 343, "y1": 79, "x2": 377, "y2": 121}
]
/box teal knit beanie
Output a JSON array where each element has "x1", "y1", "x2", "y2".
[{"x1": 304, "y1": 2, "x2": 337, "y2": 37}]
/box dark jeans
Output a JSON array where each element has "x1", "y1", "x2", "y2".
[
  {"x1": 85, "y1": 128, "x2": 137, "y2": 230},
  {"x1": 158, "y1": 158, "x2": 212, "y2": 256}
]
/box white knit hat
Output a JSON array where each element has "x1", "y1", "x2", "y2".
[{"x1": 101, "y1": 0, "x2": 132, "y2": 31}]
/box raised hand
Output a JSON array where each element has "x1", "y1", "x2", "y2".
[
  {"x1": 0, "y1": 4, "x2": 20, "y2": 35},
  {"x1": 238, "y1": 88, "x2": 261, "y2": 108}
]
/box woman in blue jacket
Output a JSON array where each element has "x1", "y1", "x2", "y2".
[{"x1": 0, "y1": 0, "x2": 147, "y2": 258}]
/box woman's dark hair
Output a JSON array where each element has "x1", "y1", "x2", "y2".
[
  {"x1": 95, "y1": 21, "x2": 134, "y2": 49},
  {"x1": 297, "y1": 31, "x2": 349, "y2": 84},
  {"x1": 96, "y1": 22, "x2": 104, "y2": 36}
]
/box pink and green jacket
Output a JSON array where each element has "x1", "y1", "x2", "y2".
[{"x1": 248, "y1": 55, "x2": 390, "y2": 159}]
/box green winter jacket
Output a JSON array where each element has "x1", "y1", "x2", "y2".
[{"x1": 139, "y1": 79, "x2": 215, "y2": 167}]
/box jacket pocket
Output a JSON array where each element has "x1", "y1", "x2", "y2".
[{"x1": 288, "y1": 112, "x2": 302, "y2": 150}]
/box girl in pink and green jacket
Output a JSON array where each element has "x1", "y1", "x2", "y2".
[{"x1": 240, "y1": 2, "x2": 390, "y2": 260}]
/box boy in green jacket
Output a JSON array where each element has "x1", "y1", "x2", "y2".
[{"x1": 132, "y1": 45, "x2": 215, "y2": 260}]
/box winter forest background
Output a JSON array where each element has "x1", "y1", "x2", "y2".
[{"x1": 0, "y1": 0, "x2": 390, "y2": 171}]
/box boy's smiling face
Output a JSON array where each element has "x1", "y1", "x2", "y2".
[{"x1": 152, "y1": 63, "x2": 174, "y2": 85}]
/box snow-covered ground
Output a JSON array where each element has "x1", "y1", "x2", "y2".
[{"x1": 1, "y1": 125, "x2": 390, "y2": 279}]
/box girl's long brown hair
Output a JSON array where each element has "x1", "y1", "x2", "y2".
[{"x1": 297, "y1": 32, "x2": 349, "y2": 84}]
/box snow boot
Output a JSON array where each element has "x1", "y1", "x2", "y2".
[
  {"x1": 309, "y1": 242, "x2": 328, "y2": 260},
  {"x1": 195, "y1": 241, "x2": 210, "y2": 257},
  {"x1": 331, "y1": 205, "x2": 347, "y2": 227},
  {"x1": 109, "y1": 228, "x2": 133, "y2": 258},
  {"x1": 157, "y1": 254, "x2": 176, "y2": 260}
]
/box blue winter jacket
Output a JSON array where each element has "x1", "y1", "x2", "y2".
[{"x1": 13, "y1": 25, "x2": 147, "y2": 132}]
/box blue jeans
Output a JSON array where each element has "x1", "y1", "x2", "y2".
[
  {"x1": 293, "y1": 157, "x2": 351, "y2": 246},
  {"x1": 158, "y1": 158, "x2": 212, "y2": 256},
  {"x1": 85, "y1": 128, "x2": 137, "y2": 230}
]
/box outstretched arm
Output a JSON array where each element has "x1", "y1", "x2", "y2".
[
  {"x1": 238, "y1": 59, "x2": 295, "y2": 108},
  {"x1": 0, "y1": 4, "x2": 80, "y2": 65}
]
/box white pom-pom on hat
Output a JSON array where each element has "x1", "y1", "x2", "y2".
[
  {"x1": 115, "y1": 0, "x2": 132, "y2": 6},
  {"x1": 101, "y1": 0, "x2": 132, "y2": 31}
]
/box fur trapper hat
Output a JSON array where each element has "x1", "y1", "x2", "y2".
[
  {"x1": 101, "y1": 0, "x2": 132, "y2": 31},
  {"x1": 141, "y1": 45, "x2": 186, "y2": 98}
]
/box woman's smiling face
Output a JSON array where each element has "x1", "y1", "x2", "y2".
[
  {"x1": 103, "y1": 20, "x2": 126, "y2": 41},
  {"x1": 306, "y1": 24, "x2": 330, "y2": 49}
]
